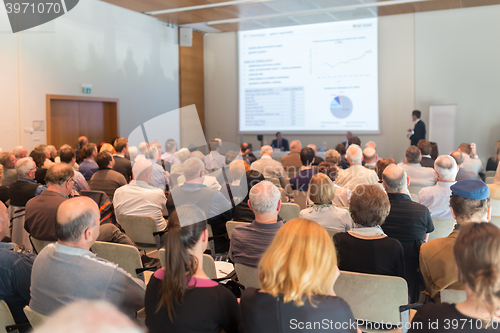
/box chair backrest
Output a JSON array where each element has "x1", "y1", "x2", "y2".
[
  {"x1": 116, "y1": 215, "x2": 159, "y2": 248},
  {"x1": 0, "y1": 300, "x2": 16, "y2": 333},
  {"x1": 292, "y1": 190, "x2": 308, "y2": 210},
  {"x1": 157, "y1": 249, "x2": 217, "y2": 280},
  {"x1": 279, "y1": 203, "x2": 300, "y2": 222},
  {"x1": 325, "y1": 228, "x2": 341, "y2": 238},
  {"x1": 203, "y1": 254, "x2": 217, "y2": 279},
  {"x1": 486, "y1": 171, "x2": 496, "y2": 178},
  {"x1": 266, "y1": 177, "x2": 282, "y2": 188},
  {"x1": 226, "y1": 221, "x2": 248, "y2": 239},
  {"x1": 279, "y1": 188, "x2": 288, "y2": 203},
  {"x1": 334, "y1": 270, "x2": 408, "y2": 324},
  {"x1": 491, "y1": 199, "x2": 500, "y2": 216},
  {"x1": 235, "y1": 263, "x2": 260, "y2": 289},
  {"x1": 29, "y1": 236, "x2": 55, "y2": 255},
  {"x1": 428, "y1": 218, "x2": 455, "y2": 241},
  {"x1": 407, "y1": 185, "x2": 424, "y2": 195},
  {"x1": 486, "y1": 177, "x2": 495, "y2": 184},
  {"x1": 23, "y1": 306, "x2": 48, "y2": 329},
  {"x1": 91, "y1": 241, "x2": 143, "y2": 280},
  {"x1": 490, "y1": 216, "x2": 500, "y2": 229},
  {"x1": 7, "y1": 205, "x2": 32, "y2": 253},
  {"x1": 440, "y1": 289, "x2": 466, "y2": 304}
]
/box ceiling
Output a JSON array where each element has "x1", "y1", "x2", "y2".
[{"x1": 101, "y1": 0, "x2": 500, "y2": 32}]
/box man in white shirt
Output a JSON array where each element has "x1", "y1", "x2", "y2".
[
  {"x1": 417, "y1": 155, "x2": 458, "y2": 220},
  {"x1": 205, "y1": 139, "x2": 226, "y2": 171},
  {"x1": 160, "y1": 139, "x2": 180, "y2": 166},
  {"x1": 113, "y1": 159, "x2": 167, "y2": 231},
  {"x1": 458, "y1": 142, "x2": 483, "y2": 175},
  {"x1": 177, "y1": 151, "x2": 221, "y2": 190},
  {"x1": 398, "y1": 146, "x2": 437, "y2": 187},
  {"x1": 251, "y1": 145, "x2": 285, "y2": 180},
  {"x1": 336, "y1": 144, "x2": 379, "y2": 191}
]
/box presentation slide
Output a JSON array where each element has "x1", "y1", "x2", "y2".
[{"x1": 238, "y1": 18, "x2": 378, "y2": 133}]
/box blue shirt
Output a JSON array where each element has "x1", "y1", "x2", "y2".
[
  {"x1": 79, "y1": 160, "x2": 99, "y2": 181},
  {"x1": 0, "y1": 243, "x2": 36, "y2": 323}
]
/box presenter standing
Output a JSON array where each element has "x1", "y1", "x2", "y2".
[
  {"x1": 271, "y1": 132, "x2": 289, "y2": 151},
  {"x1": 408, "y1": 110, "x2": 426, "y2": 146}
]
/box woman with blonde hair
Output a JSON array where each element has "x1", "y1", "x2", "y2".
[
  {"x1": 486, "y1": 140, "x2": 500, "y2": 172},
  {"x1": 409, "y1": 222, "x2": 500, "y2": 332},
  {"x1": 240, "y1": 218, "x2": 358, "y2": 333},
  {"x1": 300, "y1": 173, "x2": 351, "y2": 232}
]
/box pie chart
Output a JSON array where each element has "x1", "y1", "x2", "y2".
[{"x1": 330, "y1": 96, "x2": 353, "y2": 119}]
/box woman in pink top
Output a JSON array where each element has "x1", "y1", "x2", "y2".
[{"x1": 145, "y1": 205, "x2": 241, "y2": 333}]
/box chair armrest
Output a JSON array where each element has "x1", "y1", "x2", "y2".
[
  {"x1": 6, "y1": 322, "x2": 31, "y2": 332},
  {"x1": 399, "y1": 303, "x2": 423, "y2": 312}
]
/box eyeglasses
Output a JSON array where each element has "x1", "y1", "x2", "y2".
[{"x1": 67, "y1": 178, "x2": 75, "y2": 184}]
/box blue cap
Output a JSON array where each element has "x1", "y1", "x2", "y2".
[{"x1": 451, "y1": 180, "x2": 490, "y2": 200}]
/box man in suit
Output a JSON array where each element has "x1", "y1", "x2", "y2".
[
  {"x1": 408, "y1": 110, "x2": 426, "y2": 146},
  {"x1": 281, "y1": 140, "x2": 302, "y2": 177},
  {"x1": 341, "y1": 131, "x2": 352, "y2": 150},
  {"x1": 271, "y1": 132, "x2": 289, "y2": 151},
  {"x1": 113, "y1": 138, "x2": 133, "y2": 182}
]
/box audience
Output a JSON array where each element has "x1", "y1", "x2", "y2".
[
  {"x1": 289, "y1": 147, "x2": 316, "y2": 192},
  {"x1": 333, "y1": 185, "x2": 404, "y2": 278},
  {"x1": 450, "y1": 150, "x2": 481, "y2": 181},
  {"x1": 9, "y1": 158, "x2": 46, "y2": 207},
  {"x1": 381, "y1": 164, "x2": 434, "y2": 302},
  {"x1": 89, "y1": 151, "x2": 127, "y2": 202},
  {"x1": 241, "y1": 143, "x2": 257, "y2": 165},
  {"x1": 47, "y1": 145, "x2": 57, "y2": 162},
  {"x1": 375, "y1": 158, "x2": 396, "y2": 182},
  {"x1": 458, "y1": 142, "x2": 483, "y2": 175},
  {"x1": 317, "y1": 162, "x2": 351, "y2": 207},
  {"x1": 75, "y1": 136, "x2": 88, "y2": 164},
  {"x1": 300, "y1": 173, "x2": 351, "y2": 232},
  {"x1": 419, "y1": 180, "x2": 491, "y2": 300},
  {"x1": 0, "y1": 201, "x2": 36, "y2": 326},
  {"x1": 13, "y1": 146, "x2": 28, "y2": 160},
  {"x1": 417, "y1": 139, "x2": 434, "y2": 168},
  {"x1": 250, "y1": 145, "x2": 285, "y2": 181},
  {"x1": 79, "y1": 143, "x2": 99, "y2": 181},
  {"x1": 54, "y1": 144, "x2": 79, "y2": 170},
  {"x1": 325, "y1": 149, "x2": 341, "y2": 165},
  {"x1": 0, "y1": 165, "x2": 9, "y2": 204},
  {"x1": 398, "y1": 146, "x2": 437, "y2": 187},
  {"x1": 160, "y1": 139, "x2": 180, "y2": 166},
  {"x1": 29, "y1": 148, "x2": 48, "y2": 185},
  {"x1": 112, "y1": 138, "x2": 132, "y2": 182},
  {"x1": 271, "y1": 131, "x2": 289, "y2": 151},
  {"x1": 144, "y1": 147, "x2": 168, "y2": 190},
  {"x1": 227, "y1": 159, "x2": 246, "y2": 200},
  {"x1": 362, "y1": 147, "x2": 377, "y2": 170},
  {"x1": 177, "y1": 152, "x2": 222, "y2": 190},
  {"x1": 338, "y1": 136, "x2": 362, "y2": 169},
  {"x1": 30, "y1": 197, "x2": 145, "y2": 317},
  {"x1": 410, "y1": 223, "x2": 500, "y2": 332},
  {"x1": 240, "y1": 218, "x2": 357, "y2": 333},
  {"x1": 205, "y1": 139, "x2": 226, "y2": 170},
  {"x1": 59, "y1": 148, "x2": 90, "y2": 193},
  {"x1": 114, "y1": 159, "x2": 167, "y2": 232},
  {"x1": 229, "y1": 180, "x2": 283, "y2": 267},
  {"x1": 417, "y1": 155, "x2": 458, "y2": 219},
  {"x1": 38, "y1": 145, "x2": 55, "y2": 169},
  {"x1": 336, "y1": 144, "x2": 379, "y2": 191},
  {"x1": 145, "y1": 205, "x2": 240, "y2": 333},
  {"x1": 0, "y1": 152, "x2": 18, "y2": 186},
  {"x1": 281, "y1": 140, "x2": 302, "y2": 176},
  {"x1": 308, "y1": 144, "x2": 324, "y2": 165},
  {"x1": 232, "y1": 170, "x2": 265, "y2": 222},
  {"x1": 486, "y1": 140, "x2": 500, "y2": 171},
  {"x1": 167, "y1": 157, "x2": 232, "y2": 253}
]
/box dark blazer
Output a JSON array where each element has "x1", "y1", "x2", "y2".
[
  {"x1": 25, "y1": 190, "x2": 68, "y2": 241},
  {"x1": 113, "y1": 155, "x2": 133, "y2": 182},
  {"x1": 271, "y1": 138, "x2": 289, "y2": 151},
  {"x1": 410, "y1": 120, "x2": 426, "y2": 146},
  {"x1": 420, "y1": 156, "x2": 434, "y2": 168}
]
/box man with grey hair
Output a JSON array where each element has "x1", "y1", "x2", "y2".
[
  {"x1": 13, "y1": 146, "x2": 27, "y2": 159},
  {"x1": 0, "y1": 152, "x2": 18, "y2": 187},
  {"x1": 30, "y1": 197, "x2": 145, "y2": 317},
  {"x1": 229, "y1": 180, "x2": 283, "y2": 267},
  {"x1": 161, "y1": 139, "x2": 180, "y2": 166},
  {"x1": 417, "y1": 155, "x2": 458, "y2": 219},
  {"x1": 381, "y1": 164, "x2": 434, "y2": 302},
  {"x1": 144, "y1": 147, "x2": 168, "y2": 191},
  {"x1": 9, "y1": 158, "x2": 46, "y2": 207},
  {"x1": 170, "y1": 148, "x2": 191, "y2": 180},
  {"x1": 46, "y1": 145, "x2": 57, "y2": 162},
  {"x1": 205, "y1": 139, "x2": 226, "y2": 170},
  {"x1": 281, "y1": 140, "x2": 302, "y2": 177},
  {"x1": 167, "y1": 157, "x2": 232, "y2": 253},
  {"x1": 450, "y1": 151, "x2": 481, "y2": 182},
  {"x1": 325, "y1": 149, "x2": 341, "y2": 165},
  {"x1": 176, "y1": 152, "x2": 221, "y2": 190},
  {"x1": 336, "y1": 144, "x2": 379, "y2": 191},
  {"x1": 398, "y1": 146, "x2": 437, "y2": 187},
  {"x1": 251, "y1": 145, "x2": 285, "y2": 182},
  {"x1": 362, "y1": 146, "x2": 378, "y2": 170}
]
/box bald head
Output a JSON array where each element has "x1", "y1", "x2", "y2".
[
  {"x1": 13, "y1": 146, "x2": 27, "y2": 159},
  {"x1": 56, "y1": 197, "x2": 99, "y2": 244},
  {"x1": 363, "y1": 147, "x2": 377, "y2": 163},
  {"x1": 382, "y1": 165, "x2": 408, "y2": 193},
  {"x1": 450, "y1": 151, "x2": 464, "y2": 166},
  {"x1": 346, "y1": 144, "x2": 362, "y2": 164},
  {"x1": 132, "y1": 159, "x2": 153, "y2": 181},
  {"x1": 290, "y1": 140, "x2": 302, "y2": 152},
  {"x1": 138, "y1": 142, "x2": 149, "y2": 154},
  {"x1": 46, "y1": 163, "x2": 74, "y2": 186}
]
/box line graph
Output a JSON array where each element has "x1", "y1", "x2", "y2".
[{"x1": 321, "y1": 50, "x2": 372, "y2": 70}]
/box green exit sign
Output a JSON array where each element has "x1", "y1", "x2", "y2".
[{"x1": 81, "y1": 84, "x2": 92, "y2": 94}]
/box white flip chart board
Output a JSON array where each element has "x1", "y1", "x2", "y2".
[{"x1": 429, "y1": 104, "x2": 457, "y2": 156}]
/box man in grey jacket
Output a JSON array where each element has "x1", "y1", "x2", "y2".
[{"x1": 30, "y1": 197, "x2": 145, "y2": 317}]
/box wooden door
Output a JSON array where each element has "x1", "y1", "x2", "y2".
[{"x1": 47, "y1": 96, "x2": 118, "y2": 149}]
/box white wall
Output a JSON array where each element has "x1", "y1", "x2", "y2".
[
  {"x1": 204, "y1": 5, "x2": 500, "y2": 164},
  {"x1": 0, "y1": 0, "x2": 179, "y2": 152}
]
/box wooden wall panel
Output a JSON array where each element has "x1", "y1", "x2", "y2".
[
  {"x1": 79, "y1": 101, "x2": 105, "y2": 145},
  {"x1": 179, "y1": 31, "x2": 205, "y2": 132},
  {"x1": 50, "y1": 100, "x2": 80, "y2": 149}
]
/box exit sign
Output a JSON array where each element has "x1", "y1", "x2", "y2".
[{"x1": 82, "y1": 83, "x2": 92, "y2": 94}]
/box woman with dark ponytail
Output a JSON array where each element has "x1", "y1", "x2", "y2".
[
  {"x1": 409, "y1": 222, "x2": 500, "y2": 332},
  {"x1": 145, "y1": 205, "x2": 241, "y2": 333}
]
